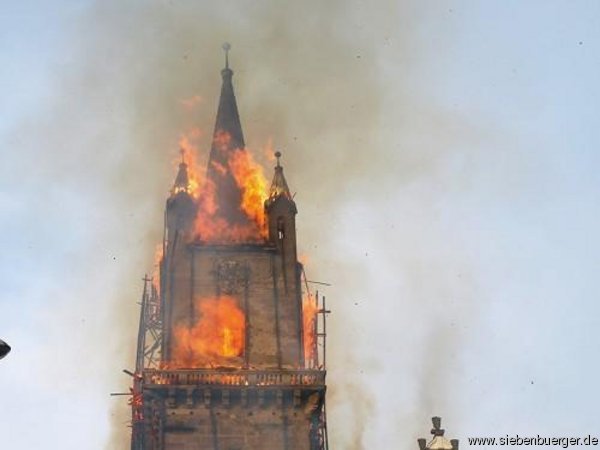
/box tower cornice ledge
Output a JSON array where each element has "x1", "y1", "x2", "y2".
[
  {"x1": 187, "y1": 242, "x2": 278, "y2": 252},
  {"x1": 142, "y1": 368, "x2": 326, "y2": 387}
]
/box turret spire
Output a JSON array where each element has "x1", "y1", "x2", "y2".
[
  {"x1": 266, "y1": 151, "x2": 293, "y2": 206},
  {"x1": 172, "y1": 148, "x2": 190, "y2": 195}
]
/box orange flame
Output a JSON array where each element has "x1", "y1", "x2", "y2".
[
  {"x1": 229, "y1": 149, "x2": 268, "y2": 232},
  {"x1": 299, "y1": 253, "x2": 310, "y2": 267},
  {"x1": 262, "y1": 137, "x2": 276, "y2": 162},
  {"x1": 170, "y1": 296, "x2": 245, "y2": 368},
  {"x1": 171, "y1": 125, "x2": 270, "y2": 243},
  {"x1": 192, "y1": 133, "x2": 269, "y2": 243},
  {"x1": 179, "y1": 95, "x2": 203, "y2": 111},
  {"x1": 150, "y1": 243, "x2": 163, "y2": 291},
  {"x1": 303, "y1": 293, "x2": 319, "y2": 368},
  {"x1": 177, "y1": 128, "x2": 205, "y2": 198}
]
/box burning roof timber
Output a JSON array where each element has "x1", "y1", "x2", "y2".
[{"x1": 166, "y1": 42, "x2": 290, "y2": 247}]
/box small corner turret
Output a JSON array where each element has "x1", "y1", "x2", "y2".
[
  {"x1": 265, "y1": 151, "x2": 297, "y2": 247},
  {"x1": 171, "y1": 148, "x2": 190, "y2": 196},
  {"x1": 266, "y1": 151, "x2": 294, "y2": 205},
  {"x1": 166, "y1": 148, "x2": 196, "y2": 241}
]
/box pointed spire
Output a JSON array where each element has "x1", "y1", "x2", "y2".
[
  {"x1": 172, "y1": 148, "x2": 190, "y2": 195},
  {"x1": 267, "y1": 151, "x2": 293, "y2": 206},
  {"x1": 205, "y1": 43, "x2": 248, "y2": 224},
  {"x1": 210, "y1": 42, "x2": 245, "y2": 155}
]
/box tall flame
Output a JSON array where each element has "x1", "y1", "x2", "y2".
[
  {"x1": 150, "y1": 243, "x2": 163, "y2": 291},
  {"x1": 228, "y1": 148, "x2": 268, "y2": 233},
  {"x1": 175, "y1": 129, "x2": 269, "y2": 244},
  {"x1": 177, "y1": 128, "x2": 204, "y2": 197},
  {"x1": 170, "y1": 296, "x2": 245, "y2": 368},
  {"x1": 303, "y1": 292, "x2": 319, "y2": 368}
]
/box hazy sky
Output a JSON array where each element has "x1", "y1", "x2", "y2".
[{"x1": 1, "y1": 1, "x2": 599, "y2": 449}]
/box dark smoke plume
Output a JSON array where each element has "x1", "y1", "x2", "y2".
[{"x1": 5, "y1": 1, "x2": 478, "y2": 448}]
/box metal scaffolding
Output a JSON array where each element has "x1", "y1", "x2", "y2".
[
  {"x1": 123, "y1": 267, "x2": 330, "y2": 450},
  {"x1": 129, "y1": 275, "x2": 163, "y2": 450},
  {"x1": 302, "y1": 269, "x2": 331, "y2": 450}
]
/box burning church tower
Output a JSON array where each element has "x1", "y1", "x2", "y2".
[{"x1": 127, "y1": 45, "x2": 329, "y2": 449}]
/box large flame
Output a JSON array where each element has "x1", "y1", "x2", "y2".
[
  {"x1": 170, "y1": 296, "x2": 245, "y2": 368},
  {"x1": 174, "y1": 129, "x2": 269, "y2": 244},
  {"x1": 229, "y1": 148, "x2": 268, "y2": 233}
]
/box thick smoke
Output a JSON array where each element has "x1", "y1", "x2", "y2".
[
  {"x1": 3, "y1": 1, "x2": 481, "y2": 448},
  {"x1": 5, "y1": 2, "x2": 598, "y2": 449},
  {"x1": 66, "y1": 2, "x2": 401, "y2": 447}
]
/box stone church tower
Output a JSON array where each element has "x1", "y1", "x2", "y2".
[{"x1": 130, "y1": 47, "x2": 328, "y2": 450}]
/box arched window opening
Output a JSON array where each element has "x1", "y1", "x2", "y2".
[{"x1": 277, "y1": 217, "x2": 285, "y2": 240}]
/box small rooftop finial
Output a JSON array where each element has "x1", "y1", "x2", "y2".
[
  {"x1": 222, "y1": 42, "x2": 231, "y2": 69},
  {"x1": 180, "y1": 147, "x2": 186, "y2": 164},
  {"x1": 418, "y1": 416, "x2": 457, "y2": 450},
  {"x1": 431, "y1": 417, "x2": 445, "y2": 437},
  {"x1": 274, "y1": 151, "x2": 282, "y2": 168}
]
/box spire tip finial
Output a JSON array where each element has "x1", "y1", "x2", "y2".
[
  {"x1": 274, "y1": 151, "x2": 282, "y2": 167},
  {"x1": 222, "y1": 42, "x2": 231, "y2": 69}
]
